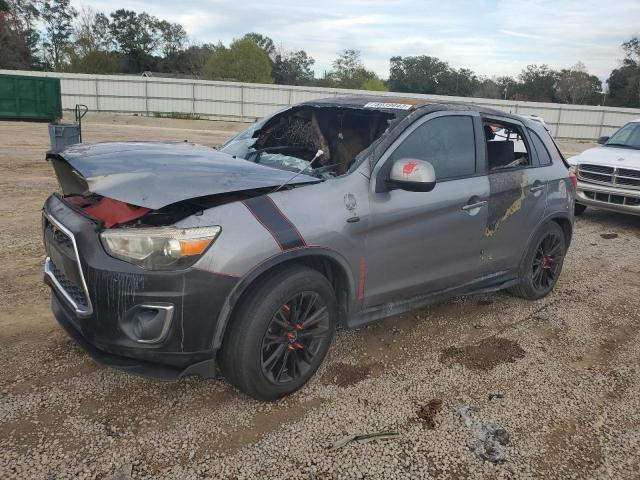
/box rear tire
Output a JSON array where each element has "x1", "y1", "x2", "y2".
[
  {"x1": 219, "y1": 265, "x2": 337, "y2": 400},
  {"x1": 574, "y1": 203, "x2": 587, "y2": 216},
  {"x1": 508, "y1": 222, "x2": 566, "y2": 300}
]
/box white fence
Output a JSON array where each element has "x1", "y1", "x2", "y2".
[{"x1": 3, "y1": 69, "x2": 640, "y2": 140}]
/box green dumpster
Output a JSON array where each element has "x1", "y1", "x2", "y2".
[{"x1": 0, "y1": 73, "x2": 62, "y2": 121}]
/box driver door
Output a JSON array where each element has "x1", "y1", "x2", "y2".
[{"x1": 364, "y1": 112, "x2": 490, "y2": 308}]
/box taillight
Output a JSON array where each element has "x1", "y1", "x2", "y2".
[{"x1": 568, "y1": 171, "x2": 577, "y2": 191}]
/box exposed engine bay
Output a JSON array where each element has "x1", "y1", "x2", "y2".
[{"x1": 219, "y1": 106, "x2": 395, "y2": 176}]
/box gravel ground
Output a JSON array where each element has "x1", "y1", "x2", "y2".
[{"x1": 1, "y1": 115, "x2": 639, "y2": 479}]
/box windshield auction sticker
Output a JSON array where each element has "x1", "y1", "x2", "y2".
[{"x1": 363, "y1": 102, "x2": 413, "y2": 110}]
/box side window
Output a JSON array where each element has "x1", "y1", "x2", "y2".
[
  {"x1": 389, "y1": 116, "x2": 476, "y2": 180},
  {"x1": 483, "y1": 120, "x2": 531, "y2": 171},
  {"x1": 528, "y1": 129, "x2": 553, "y2": 166}
]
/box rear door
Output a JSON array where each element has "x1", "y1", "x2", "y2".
[
  {"x1": 364, "y1": 111, "x2": 490, "y2": 308},
  {"x1": 480, "y1": 116, "x2": 548, "y2": 273}
]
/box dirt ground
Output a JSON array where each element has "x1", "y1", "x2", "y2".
[{"x1": 1, "y1": 115, "x2": 639, "y2": 479}]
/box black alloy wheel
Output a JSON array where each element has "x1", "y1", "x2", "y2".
[
  {"x1": 261, "y1": 292, "x2": 330, "y2": 385},
  {"x1": 531, "y1": 231, "x2": 564, "y2": 292},
  {"x1": 509, "y1": 221, "x2": 566, "y2": 300},
  {"x1": 219, "y1": 266, "x2": 337, "y2": 400}
]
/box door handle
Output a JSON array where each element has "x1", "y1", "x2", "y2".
[
  {"x1": 462, "y1": 200, "x2": 488, "y2": 211},
  {"x1": 530, "y1": 181, "x2": 545, "y2": 193}
]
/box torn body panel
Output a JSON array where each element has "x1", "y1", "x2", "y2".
[
  {"x1": 482, "y1": 169, "x2": 548, "y2": 273},
  {"x1": 48, "y1": 142, "x2": 320, "y2": 210},
  {"x1": 485, "y1": 171, "x2": 528, "y2": 237}
]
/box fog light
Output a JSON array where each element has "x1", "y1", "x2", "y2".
[{"x1": 121, "y1": 304, "x2": 174, "y2": 344}]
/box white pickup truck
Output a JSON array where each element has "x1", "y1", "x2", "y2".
[{"x1": 567, "y1": 119, "x2": 640, "y2": 216}]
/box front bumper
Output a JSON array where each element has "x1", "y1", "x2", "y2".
[
  {"x1": 576, "y1": 181, "x2": 640, "y2": 216},
  {"x1": 43, "y1": 194, "x2": 238, "y2": 379}
]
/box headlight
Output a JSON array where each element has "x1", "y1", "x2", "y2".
[{"x1": 100, "y1": 226, "x2": 221, "y2": 270}]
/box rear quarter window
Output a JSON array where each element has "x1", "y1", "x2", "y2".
[{"x1": 528, "y1": 129, "x2": 553, "y2": 166}]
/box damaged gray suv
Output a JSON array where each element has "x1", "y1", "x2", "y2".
[{"x1": 43, "y1": 96, "x2": 575, "y2": 400}]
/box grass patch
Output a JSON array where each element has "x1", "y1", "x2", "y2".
[{"x1": 152, "y1": 112, "x2": 201, "y2": 120}]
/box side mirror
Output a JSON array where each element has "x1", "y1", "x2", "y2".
[
  {"x1": 597, "y1": 136, "x2": 609, "y2": 145},
  {"x1": 388, "y1": 158, "x2": 436, "y2": 192}
]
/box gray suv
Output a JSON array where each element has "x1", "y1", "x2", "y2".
[{"x1": 43, "y1": 96, "x2": 575, "y2": 400}]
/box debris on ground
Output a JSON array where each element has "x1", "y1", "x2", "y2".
[
  {"x1": 417, "y1": 398, "x2": 443, "y2": 429},
  {"x1": 600, "y1": 233, "x2": 618, "y2": 239},
  {"x1": 107, "y1": 464, "x2": 132, "y2": 480},
  {"x1": 328, "y1": 431, "x2": 400, "y2": 451},
  {"x1": 458, "y1": 406, "x2": 510, "y2": 464},
  {"x1": 488, "y1": 393, "x2": 505, "y2": 401}
]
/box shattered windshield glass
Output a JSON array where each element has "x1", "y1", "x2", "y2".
[
  {"x1": 219, "y1": 118, "x2": 316, "y2": 175},
  {"x1": 219, "y1": 106, "x2": 395, "y2": 178}
]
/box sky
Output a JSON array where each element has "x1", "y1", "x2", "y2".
[{"x1": 79, "y1": 0, "x2": 640, "y2": 81}]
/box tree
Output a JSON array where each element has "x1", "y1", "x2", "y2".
[
  {"x1": 92, "y1": 13, "x2": 113, "y2": 51},
  {"x1": 203, "y1": 38, "x2": 273, "y2": 83},
  {"x1": 438, "y1": 68, "x2": 479, "y2": 96},
  {"x1": 41, "y1": 0, "x2": 78, "y2": 71},
  {"x1": 555, "y1": 62, "x2": 601, "y2": 105},
  {"x1": 388, "y1": 55, "x2": 451, "y2": 94},
  {"x1": 156, "y1": 20, "x2": 187, "y2": 57},
  {"x1": 361, "y1": 77, "x2": 387, "y2": 91},
  {"x1": 242, "y1": 32, "x2": 276, "y2": 61},
  {"x1": 109, "y1": 9, "x2": 161, "y2": 72},
  {"x1": 328, "y1": 49, "x2": 376, "y2": 89},
  {"x1": 273, "y1": 49, "x2": 315, "y2": 85},
  {"x1": 515, "y1": 64, "x2": 560, "y2": 102},
  {"x1": 0, "y1": 0, "x2": 40, "y2": 68},
  {"x1": 622, "y1": 36, "x2": 640, "y2": 66},
  {"x1": 66, "y1": 7, "x2": 121, "y2": 74},
  {"x1": 472, "y1": 77, "x2": 502, "y2": 99},
  {"x1": 68, "y1": 49, "x2": 120, "y2": 73},
  {"x1": 607, "y1": 36, "x2": 640, "y2": 108},
  {"x1": 180, "y1": 43, "x2": 217, "y2": 77}
]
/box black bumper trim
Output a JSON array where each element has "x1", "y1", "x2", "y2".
[{"x1": 51, "y1": 291, "x2": 219, "y2": 380}]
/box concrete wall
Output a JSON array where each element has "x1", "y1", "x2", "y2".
[{"x1": 3, "y1": 69, "x2": 640, "y2": 140}]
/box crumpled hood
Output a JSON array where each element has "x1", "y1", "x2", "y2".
[
  {"x1": 567, "y1": 145, "x2": 640, "y2": 169},
  {"x1": 51, "y1": 142, "x2": 320, "y2": 209}
]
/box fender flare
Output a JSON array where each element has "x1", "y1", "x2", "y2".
[
  {"x1": 518, "y1": 211, "x2": 573, "y2": 273},
  {"x1": 211, "y1": 246, "x2": 356, "y2": 350}
]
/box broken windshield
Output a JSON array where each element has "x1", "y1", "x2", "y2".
[{"x1": 219, "y1": 106, "x2": 395, "y2": 178}]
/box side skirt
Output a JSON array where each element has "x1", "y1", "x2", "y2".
[{"x1": 348, "y1": 271, "x2": 518, "y2": 328}]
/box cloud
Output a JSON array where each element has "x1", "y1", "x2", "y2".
[{"x1": 77, "y1": 0, "x2": 640, "y2": 80}]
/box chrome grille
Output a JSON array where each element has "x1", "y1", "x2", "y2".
[
  {"x1": 583, "y1": 190, "x2": 640, "y2": 207},
  {"x1": 578, "y1": 164, "x2": 640, "y2": 190},
  {"x1": 619, "y1": 168, "x2": 640, "y2": 179},
  {"x1": 43, "y1": 212, "x2": 93, "y2": 317},
  {"x1": 44, "y1": 217, "x2": 73, "y2": 251},
  {"x1": 49, "y1": 260, "x2": 89, "y2": 308}
]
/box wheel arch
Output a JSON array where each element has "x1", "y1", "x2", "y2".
[
  {"x1": 520, "y1": 212, "x2": 573, "y2": 272},
  {"x1": 551, "y1": 215, "x2": 573, "y2": 249},
  {"x1": 211, "y1": 247, "x2": 356, "y2": 350}
]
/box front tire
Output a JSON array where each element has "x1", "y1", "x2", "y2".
[
  {"x1": 219, "y1": 265, "x2": 337, "y2": 400},
  {"x1": 509, "y1": 222, "x2": 566, "y2": 300}
]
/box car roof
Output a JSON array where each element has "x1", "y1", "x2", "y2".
[{"x1": 300, "y1": 94, "x2": 525, "y2": 122}]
